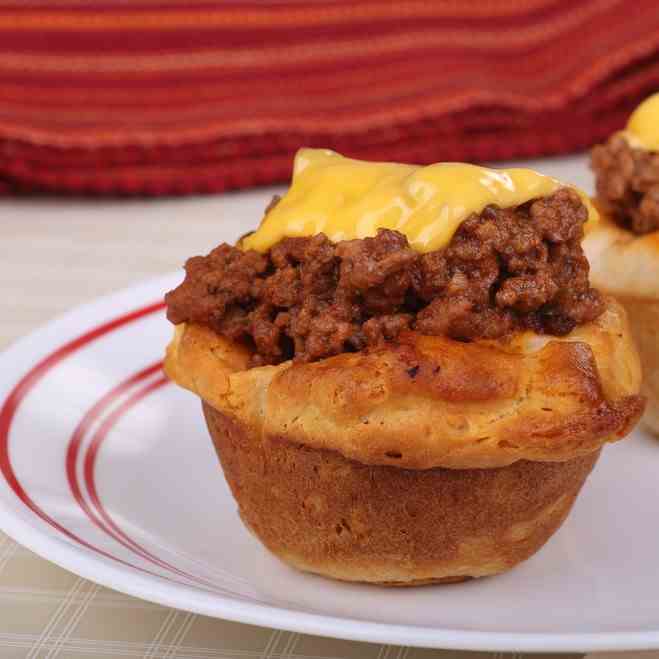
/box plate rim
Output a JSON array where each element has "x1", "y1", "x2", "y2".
[{"x1": 0, "y1": 272, "x2": 658, "y2": 653}]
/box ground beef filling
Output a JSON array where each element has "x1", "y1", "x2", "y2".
[
  {"x1": 591, "y1": 133, "x2": 659, "y2": 234},
  {"x1": 166, "y1": 188, "x2": 603, "y2": 366}
]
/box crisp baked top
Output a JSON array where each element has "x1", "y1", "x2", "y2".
[{"x1": 165, "y1": 296, "x2": 643, "y2": 470}]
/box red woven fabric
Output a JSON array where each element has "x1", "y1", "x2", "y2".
[{"x1": 1, "y1": 0, "x2": 659, "y2": 195}]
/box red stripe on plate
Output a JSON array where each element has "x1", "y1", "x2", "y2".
[
  {"x1": 66, "y1": 362, "x2": 163, "y2": 518},
  {"x1": 0, "y1": 301, "x2": 175, "y2": 578},
  {"x1": 0, "y1": 299, "x2": 267, "y2": 601},
  {"x1": 72, "y1": 369, "x2": 228, "y2": 590},
  {"x1": 71, "y1": 368, "x2": 264, "y2": 600},
  {"x1": 65, "y1": 364, "x2": 176, "y2": 564}
]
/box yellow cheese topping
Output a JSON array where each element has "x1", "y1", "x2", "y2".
[
  {"x1": 621, "y1": 92, "x2": 659, "y2": 151},
  {"x1": 242, "y1": 148, "x2": 598, "y2": 254}
]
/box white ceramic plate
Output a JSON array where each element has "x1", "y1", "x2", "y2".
[{"x1": 2, "y1": 206, "x2": 659, "y2": 653}]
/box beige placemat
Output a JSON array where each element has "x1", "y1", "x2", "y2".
[
  {"x1": 0, "y1": 188, "x2": 628, "y2": 658},
  {"x1": 0, "y1": 534, "x2": 586, "y2": 657}
]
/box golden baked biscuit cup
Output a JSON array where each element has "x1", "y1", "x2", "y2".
[
  {"x1": 165, "y1": 150, "x2": 644, "y2": 585},
  {"x1": 586, "y1": 92, "x2": 659, "y2": 435}
]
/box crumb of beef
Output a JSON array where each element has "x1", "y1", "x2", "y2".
[
  {"x1": 591, "y1": 132, "x2": 659, "y2": 234},
  {"x1": 166, "y1": 187, "x2": 603, "y2": 365}
]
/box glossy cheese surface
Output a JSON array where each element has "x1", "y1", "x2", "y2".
[
  {"x1": 242, "y1": 149, "x2": 597, "y2": 253},
  {"x1": 621, "y1": 92, "x2": 659, "y2": 151}
]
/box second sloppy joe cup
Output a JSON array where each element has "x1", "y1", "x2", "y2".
[
  {"x1": 586, "y1": 92, "x2": 659, "y2": 435},
  {"x1": 164, "y1": 149, "x2": 644, "y2": 585}
]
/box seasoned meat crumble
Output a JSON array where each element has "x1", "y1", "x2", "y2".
[
  {"x1": 166, "y1": 188, "x2": 603, "y2": 365},
  {"x1": 591, "y1": 133, "x2": 659, "y2": 234}
]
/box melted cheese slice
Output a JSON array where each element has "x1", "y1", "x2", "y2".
[
  {"x1": 621, "y1": 92, "x2": 659, "y2": 151},
  {"x1": 242, "y1": 149, "x2": 598, "y2": 253}
]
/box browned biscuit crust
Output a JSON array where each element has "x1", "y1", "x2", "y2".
[
  {"x1": 205, "y1": 401, "x2": 599, "y2": 585},
  {"x1": 583, "y1": 210, "x2": 659, "y2": 434},
  {"x1": 166, "y1": 297, "x2": 643, "y2": 470},
  {"x1": 166, "y1": 294, "x2": 641, "y2": 584},
  {"x1": 599, "y1": 297, "x2": 659, "y2": 436}
]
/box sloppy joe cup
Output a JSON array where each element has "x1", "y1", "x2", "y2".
[
  {"x1": 586, "y1": 92, "x2": 659, "y2": 435},
  {"x1": 165, "y1": 149, "x2": 644, "y2": 586}
]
